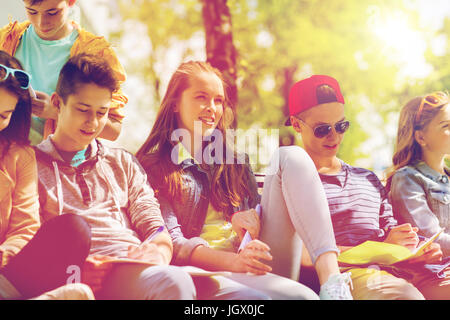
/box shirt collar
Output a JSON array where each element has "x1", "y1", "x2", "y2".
[
  {"x1": 176, "y1": 143, "x2": 217, "y2": 177},
  {"x1": 176, "y1": 142, "x2": 199, "y2": 170},
  {"x1": 318, "y1": 159, "x2": 349, "y2": 188},
  {"x1": 414, "y1": 161, "x2": 450, "y2": 184},
  {"x1": 45, "y1": 135, "x2": 101, "y2": 166}
]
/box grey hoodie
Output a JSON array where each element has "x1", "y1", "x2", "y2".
[{"x1": 35, "y1": 136, "x2": 165, "y2": 258}]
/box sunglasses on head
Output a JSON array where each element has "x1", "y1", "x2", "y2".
[
  {"x1": 297, "y1": 118, "x2": 350, "y2": 138},
  {"x1": 0, "y1": 63, "x2": 31, "y2": 89},
  {"x1": 415, "y1": 91, "x2": 449, "y2": 125}
]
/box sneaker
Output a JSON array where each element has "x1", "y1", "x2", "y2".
[{"x1": 319, "y1": 272, "x2": 353, "y2": 300}]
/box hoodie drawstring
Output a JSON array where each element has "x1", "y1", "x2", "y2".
[
  {"x1": 52, "y1": 161, "x2": 64, "y2": 215},
  {"x1": 97, "y1": 161, "x2": 124, "y2": 224},
  {"x1": 51, "y1": 149, "x2": 124, "y2": 224}
]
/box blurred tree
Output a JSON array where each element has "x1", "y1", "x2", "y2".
[
  {"x1": 115, "y1": 0, "x2": 203, "y2": 102},
  {"x1": 115, "y1": 0, "x2": 449, "y2": 170},
  {"x1": 201, "y1": 0, "x2": 238, "y2": 127}
]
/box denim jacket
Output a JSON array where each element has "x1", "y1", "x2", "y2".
[
  {"x1": 144, "y1": 157, "x2": 260, "y2": 265},
  {"x1": 390, "y1": 161, "x2": 450, "y2": 256}
]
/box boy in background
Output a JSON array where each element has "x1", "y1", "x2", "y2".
[{"x1": 0, "y1": 0, "x2": 127, "y2": 145}]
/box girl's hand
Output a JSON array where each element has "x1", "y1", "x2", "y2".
[
  {"x1": 127, "y1": 243, "x2": 166, "y2": 265},
  {"x1": 231, "y1": 239, "x2": 272, "y2": 275},
  {"x1": 384, "y1": 223, "x2": 419, "y2": 250},
  {"x1": 231, "y1": 208, "x2": 260, "y2": 241}
]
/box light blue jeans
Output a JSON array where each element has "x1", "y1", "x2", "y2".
[
  {"x1": 98, "y1": 264, "x2": 196, "y2": 300},
  {"x1": 193, "y1": 272, "x2": 318, "y2": 300},
  {"x1": 260, "y1": 146, "x2": 339, "y2": 281},
  {"x1": 98, "y1": 264, "x2": 287, "y2": 300}
]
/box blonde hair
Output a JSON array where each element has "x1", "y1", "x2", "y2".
[
  {"x1": 386, "y1": 92, "x2": 449, "y2": 188},
  {"x1": 136, "y1": 61, "x2": 252, "y2": 215}
]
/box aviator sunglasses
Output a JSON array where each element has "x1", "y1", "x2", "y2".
[
  {"x1": 0, "y1": 64, "x2": 31, "y2": 89},
  {"x1": 415, "y1": 91, "x2": 449, "y2": 125},
  {"x1": 296, "y1": 118, "x2": 350, "y2": 138}
]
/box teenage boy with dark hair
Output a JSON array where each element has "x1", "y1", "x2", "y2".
[
  {"x1": 0, "y1": 0, "x2": 127, "y2": 145},
  {"x1": 35, "y1": 53, "x2": 196, "y2": 299}
]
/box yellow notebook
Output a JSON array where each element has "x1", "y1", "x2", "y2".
[{"x1": 338, "y1": 229, "x2": 444, "y2": 266}]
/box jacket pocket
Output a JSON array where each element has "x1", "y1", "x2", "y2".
[{"x1": 429, "y1": 190, "x2": 450, "y2": 229}]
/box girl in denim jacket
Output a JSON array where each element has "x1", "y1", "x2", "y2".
[
  {"x1": 387, "y1": 92, "x2": 450, "y2": 299},
  {"x1": 388, "y1": 92, "x2": 450, "y2": 256}
]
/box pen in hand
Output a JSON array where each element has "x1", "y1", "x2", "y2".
[
  {"x1": 126, "y1": 225, "x2": 166, "y2": 264},
  {"x1": 238, "y1": 204, "x2": 261, "y2": 252},
  {"x1": 140, "y1": 225, "x2": 165, "y2": 247}
]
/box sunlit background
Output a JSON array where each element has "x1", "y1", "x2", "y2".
[{"x1": 2, "y1": 0, "x2": 450, "y2": 177}]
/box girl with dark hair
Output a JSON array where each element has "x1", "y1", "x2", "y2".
[
  {"x1": 0, "y1": 50, "x2": 92, "y2": 300},
  {"x1": 0, "y1": 50, "x2": 39, "y2": 272},
  {"x1": 0, "y1": 51, "x2": 32, "y2": 149}
]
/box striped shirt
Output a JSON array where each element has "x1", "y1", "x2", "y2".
[{"x1": 319, "y1": 161, "x2": 397, "y2": 246}]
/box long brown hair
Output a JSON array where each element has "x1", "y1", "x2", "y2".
[
  {"x1": 386, "y1": 92, "x2": 449, "y2": 189},
  {"x1": 0, "y1": 50, "x2": 32, "y2": 158},
  {"x1": 136, "y1": 61, "x2": 252, "y2": 214}
]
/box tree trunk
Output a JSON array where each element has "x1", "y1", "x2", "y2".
[
  {"x1": 281, "y1": 66, "x2": 297, "y2": 118},
  {"x1": 280, "y1": 66, "x2": 298, "y2": 146},
  {"x1": 201, "y1": 0, "x2": 238, "y2": 127}
]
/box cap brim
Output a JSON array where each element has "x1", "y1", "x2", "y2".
[{"x1": 284, "y1": 117, "x2": 292, "y2": 126}]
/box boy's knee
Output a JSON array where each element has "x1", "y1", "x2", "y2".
[
  {"x1": 142, "y1": 266, "x2": 196, "y2": 300},
  {"x1": 266, "y1": 146, "x2": 311, "y2": 176},
  {"x1": 46, "y1": 214, "x2": 90, "y2": 237},
  {"x1": 375, "y1": 275, "x2": 424, "y2": 300},
  {"x1": 226, "y1": 287, "x2": 271, "y2": 300},
  {"x1": 360, "y1": 272, "x2": 425, "y2": 300},
  {"x1": 276, "y1": 146, "x2": 315, "y2": 173},
  {"x1": 33, "y1": 283, "x2": 95, "y2": 300},
  {"x1": 43, "y1": 214, "x2": 91, "y2": 256},
  {"x1": 398, "y1": 282, "x2": 425, "y2": 300},
  {"x1": 60, "y1": 214, "x2": 91, "y2": 244}
]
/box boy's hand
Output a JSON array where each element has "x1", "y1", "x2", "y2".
[
  {"x1": 384, "y1": 223, "x2": 419, "y2": 250},
  {"x1": 31, "y1": 91, "x2": 58, "y2": 120},
  {"x1": 231, "y1": 208, "x2": 260, "y2": 241},
  {"x1": 127, "y1": 243, "x2": 166, "y2": 265},
  {"x1": 407, "y1": 242, "x2": 443, "y2": 264},
  {"x1": 82, "y1": 255, "x2": 114, "y2": 294}
]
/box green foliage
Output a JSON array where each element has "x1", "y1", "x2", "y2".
[{"x1": 115, "y1": 0, "x2": 449, "y2": 171}]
